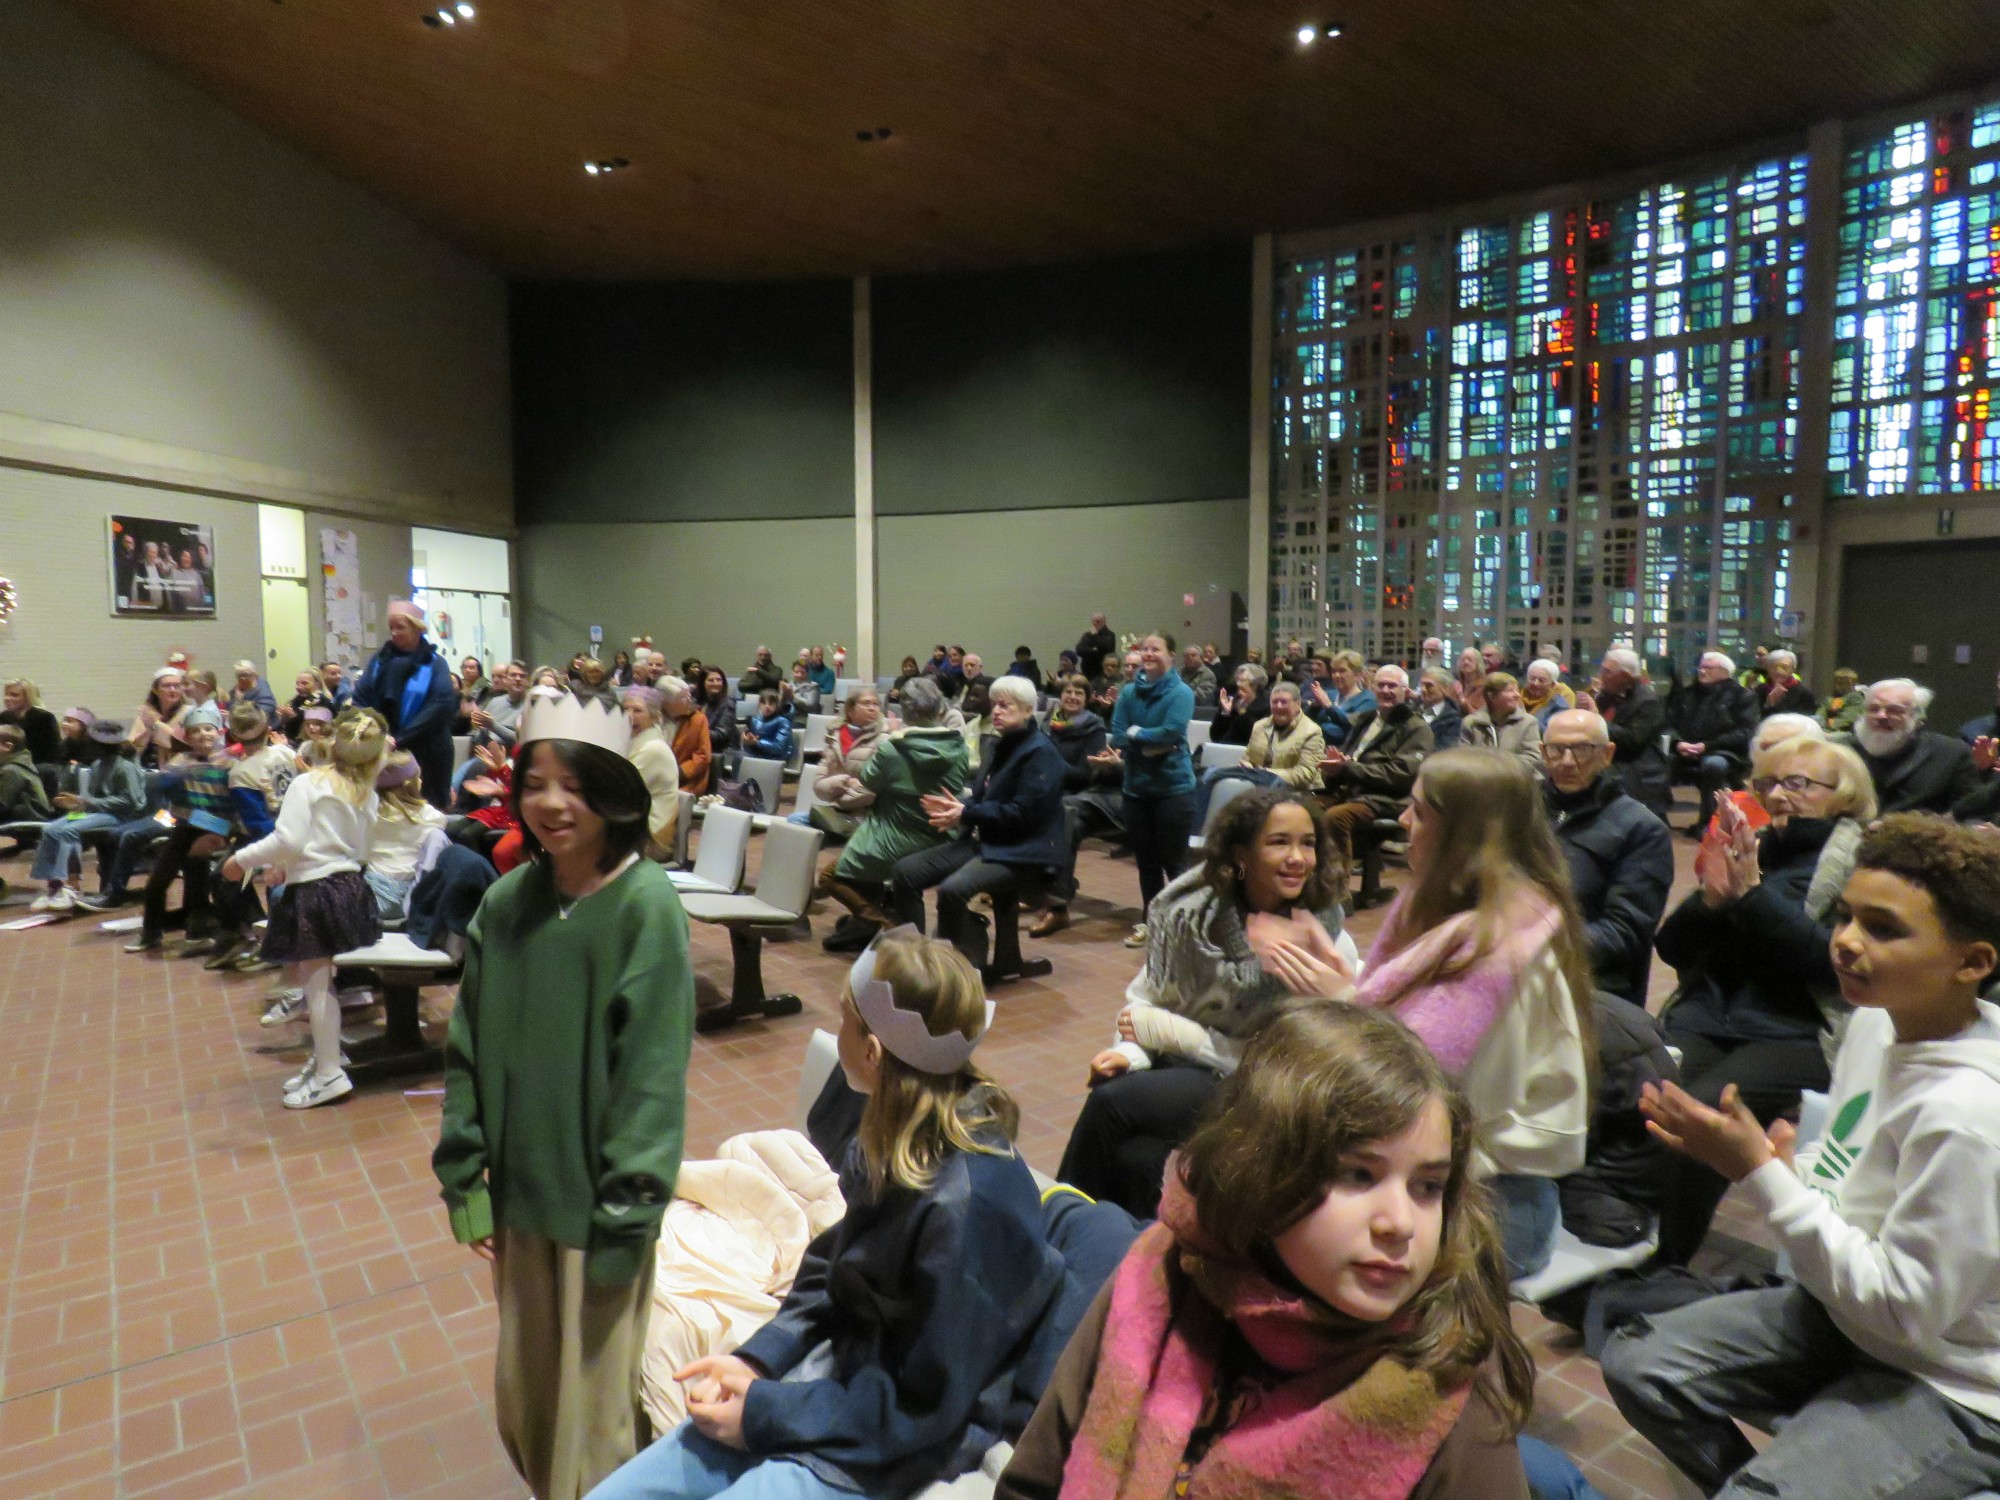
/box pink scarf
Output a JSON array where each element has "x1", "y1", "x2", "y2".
[
  {"x1": 1352, "y1": 891, "x2": 1560, "y2": 1073},
  {"x1": 1058, "y1": 1176, "x2": 1467, "y2": 1500}
]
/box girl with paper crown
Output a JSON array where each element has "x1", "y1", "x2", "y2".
[
  {"x1": 433, "y1": 688, "x2": 697, "y2": 1500},
  {"x1": 587, "y1": 929, "x2": 1065, "y2": 1500}
]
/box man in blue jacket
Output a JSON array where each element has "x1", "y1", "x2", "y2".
[
  {"x1": 889, "y1": 676, "x2": 1066, "y2": 978},
  {"x1": 352, "y1": 599, "x2": 459, "y2": 809}
]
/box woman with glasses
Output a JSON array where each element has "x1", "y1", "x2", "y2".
[{"x1": 1648, "y1": 735, "x2": 1878, "y2": 1265}]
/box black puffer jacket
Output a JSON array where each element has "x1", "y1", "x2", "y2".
[
  {"x1": 1598, "y1": 679, "x2": 1671, "y2": 815},
  {"x1": 1559, "y1": 993, "x2": 1680, "y2": 1248},
  {"x1": 1547, "y1": 776, "x2": 1674, "y2": 1003}
]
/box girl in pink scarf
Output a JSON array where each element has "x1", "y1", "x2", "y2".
[{"x1": 996, "y1": 1004, "x2": 1533, "y2": 1500}]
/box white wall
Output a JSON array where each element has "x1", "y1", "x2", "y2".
[
  {"x1": 0, "y1": 470, "x2": 263, "y2": 713},
  {"x1": 413, "y1": 528, "x2": 512, "y2": 593},
  {"x1": 519, "y1": 520, "x2": 857, "y2": 675},
  {"x1": 0, "y1": 0, "x2": 510, "y2": 529}
]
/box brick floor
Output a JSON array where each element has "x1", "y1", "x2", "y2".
[{"x1": 0, "y1": 797, "x2": 1730, "y2": 1498}]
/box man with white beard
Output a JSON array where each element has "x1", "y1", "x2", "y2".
[{"x1": 1847, "y1": 677, "x2": 1979, "y2": 815}]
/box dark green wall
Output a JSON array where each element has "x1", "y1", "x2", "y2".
[
  {"x1": 511, "y1": 279, "x2": 854, "y2": 523},
  {"x1": 1837, "y1": 537, "x2": 2000, "y2": 733},
  {"x1": 872, "y1": 245, "x2": 1251, "y2": 515},
  {"x1": 509, "y1": 244, "x2": 1253, "y2": 524}
]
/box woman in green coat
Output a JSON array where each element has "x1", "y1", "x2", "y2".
[{"x1": 819, "y1": 676, "x2": 968, "y2": 951}]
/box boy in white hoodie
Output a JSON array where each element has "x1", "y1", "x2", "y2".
[{"x1": 1604, "y1": 813, "x2": 2000, "y2": 1499}]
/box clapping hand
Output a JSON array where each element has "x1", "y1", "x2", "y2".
[
  {"x1": 678, "y1": 1354, "x2": 758, "y2": 1450},
  {"x1": 920, "y1": 791, "x2": 964, "y2": 831},
  {"x1": 1087, "y1": 1048, "x2": 1131, "y2": 1084},
  {"x1": 1976, "y1": 736, "x2": 1999, "y2": 774},
  {"x1": 1247, "y1": 910, "x2": 1354, "y2": 998},
  {"x1": 1320, "y1": 747, "x2": 1347, "y2": 772},
  {"x1": 1639, "y1": 1081, "x2": 1784, "y2": 1183},
  {"x1": 474, "y1": 741, "x2": 507, "y2": 772}
]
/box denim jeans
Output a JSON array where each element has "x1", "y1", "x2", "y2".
[
  {"x1": 584, "y1": 1424, "x2": 856, "y2": 1500},
  {"x1": 1519, "y1": 1436, "x2": 1607, "y2": 1499},
  {"x1": 1492, "y1": 1172, "x2": 1561, "y2": 1281},
  {"x1": 29, "y1": 812, "x2": 119, "y2": 883},
  {"x1": 1602, "y1": 1282, "x2": 2000, "y2": 1498}
]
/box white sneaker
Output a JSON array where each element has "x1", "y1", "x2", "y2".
[
  {"x1": 39, "y1": 888, "x2": 75, "y2": 913},
  {"x1": 282, "y1": 1069, "x2": 353, "y2": 1110},
  {"x1": 260, "y1": 988, "x2": 307, "y2": 1027},
  {"x1": 1123, "y1": 923, "x2": 1148, "y2": 949},
  {"x1": 284, "y1": 1051, "x2": 353, "y2": 1091},
  {"x1": 29, "y1": 892, "x2": 55, "y2": 912}
]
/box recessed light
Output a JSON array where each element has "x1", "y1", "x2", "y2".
[
  {"x1": 456, "y1": 1, "x2": 474, "y2": 14},
  {"x1": 584, "y1": 162, "x2": 600, "y2": 175},
  {"x1": 584, "y1": 157, "x2": 631, "y2": 176},
  {"x1": 421, "y1": 5, "x2": 470, "y2": 25},
  {"x1": 1297, "y1": 23, "x2": 1317, "y2": 43}
]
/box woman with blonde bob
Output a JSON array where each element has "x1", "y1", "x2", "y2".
[
  {"x1": 1649, "y1": 733, "x2": 1877, "y2": 1265},
  {"x1": 1287, "y1": 747, "x2": 1597, "y2": 1279},
  {"x1": 999, "y1": 1004, "x2": 1535, "y2": 1500},
  {"x1": 587, "y1": 931, "x2": 1063, "y2": 1500}
]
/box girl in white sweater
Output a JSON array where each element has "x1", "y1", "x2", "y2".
[{"x1": 225, "y1": 710, "x2": 388, "y2": 1108}]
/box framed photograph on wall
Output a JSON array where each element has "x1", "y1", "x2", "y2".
[{"x1": 110, "y1": 516, "x2": 216, "y2": 617}]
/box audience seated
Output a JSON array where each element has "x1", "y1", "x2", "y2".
[
  {"x1": 1669, "y1": 650, "x2": 1760, "y2": 833},
  {"x1": 1542, "y1": 709, "x2": 1675, "y2": 1005},
  {"x1": 0, "y1": 724, "x2": 54, "y2": 824},
  {"x1": 121, "y1": 703, "x2": 236, "y2": 956},
  {"x1": 736, "y1": 645, "x2": 783, "y2": 697},
  {"x1": 1208, "y1": 662, "x2": 1270, "y2": 746},
  {"x1": 1033, "y1": 678, "x2": 1119, "y2": 939},
  {"x1": 1648, "y1": 735, "x2": 1877, "y2": 1265},
  {"x1": 658, "y1": 676, "x2": 712, "y2": 801},
  {"x1": 888, "y1": 654, "x2": 922, "y2": 705},
  {"x1": 1755, "y1": 648, "x2": 1816, "y2": 718},
  {"x1": 1461, "y1": 671, "x2": 1543, "y2": 775},
  {"x1": 284, "y1": 669, "x2": 333, "y2": 741},
  {"x1": 1004, "y1": 645, "x2": 1042, "y2": 684},
  {"x1": 622, "y1": 685, "x2": 681, "y2": 855},
  {"x1": 819, "y1": 678, "x2": 967, "y2": 952},
  {"x1": 1175, "y1": 643, "x2": 1216, "y2": 706},
  {"x1": 1849, "y1": 676, "x2": 1980, "y2": 815},
  {"x1": 1085, "y1": 648, "x2": 1134, "y2": 721},
  {"x1": 783, "y1": 657, "x2": 821, "y2": 722},
  {"x1": 793, "y1": 686, "x2": 884, "y2": 838},
  {"x1": 956, "y1": 677, "x2": 993, "y2": 769},
  {"x1": 131, "y1": 667, "x2": 188, "y2": 768},
  {"x1": 1303, "y1": 647, "x2": 1374, "y2": 748},
  {"x1": 1522, "y1": 657, "x2": 1577, "y2": 729},
  {"x1": 887, "y1": 676, "x2": 1065, "y2": 973},
  {"x1": 1958, "y1": 663, "x2": 2000, "y2": 745},
  {"x1": 571, "y1": 655, "x2": 619, "y2": 706},
  {"x1": 1190, "y1": 679, "x2": 1323, "y2": 829},
  {"x1": 1316, "y1": 663, "x2": 1434, "y2": 904},
  {"x1": 1591, "y1": 646, "x2": 1672, "y2": 819},
  {"x1": 696, "y1": 667, "x2": 738, "y2": 765},
  {"x1": 740, "y1": 687, "x2": 795, "y2": 765},
  {"x1": 29, "y1": 717, "x2": 142, "y2": 910},
  {"x1": 1056, "y1": 788, "x2": 1356, "y2": 1217},
  {"x1": 1041, "y1": 650, "x2": 1079, "y2": 694},
  {"x1": 1416, "y1": 667, "x2": 1464, "y2": 749},
  {"x1": 805, "y1": 644, "x2": 836, "y2": 696},
  {"x1": 1454, "y1": 646, "x2": 1488, "y2": 716},
  {"x1": 228, "y1": 660, "x2": 279, "y2": 721},
  {"x1": 1818, "y1": 665, "x2": 1865, "y2": 735},
  {"x1": 1, "y1": 679, "x2": 62, "y2": 767}
]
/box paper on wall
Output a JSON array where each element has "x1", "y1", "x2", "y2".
[{"x1": 320, "y1": 527, "x2": 365, "y2": 668}]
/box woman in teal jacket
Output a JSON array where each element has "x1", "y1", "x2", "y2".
[{"x1": 1106, "y1": 632, "x2": 1196, "y2": 946}]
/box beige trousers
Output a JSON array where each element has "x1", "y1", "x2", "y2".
[{"x1": 493, "y1": 1225, "x2": 656, "y2": 1500}]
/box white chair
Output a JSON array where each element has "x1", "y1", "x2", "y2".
[
  {"x1": 1200, "y1": 741, "x2": 1247, "y2": 772},
  {"x1": 754, "y1": 767, "x2": 826, "y2": 832},
  {"x1": 801, "y1": 713, "x2": 834, "y2": 760},
  {"x1": 670, "y1": 806, "x2": 752, "y2": 895},
  {"x1": 1186, "y1": 720, "x2": 1212, "y2": 751},
  {"x1": 737, "y1": 756, "x2": 785, "y2": 818},
  {"x1": 1190, "y1": 773, "x2": 1258, "y2": 849},
  {"x1": 1510, "y1": 1226, "x2": 1659, "y2": 1305},
  {"x1": 669, "y1": 790, "x2": 695, "y2": 868},
  {"x1": 683, "y1": 822, "x2": 825, "y2": 1032},
  {"x1": 834, "y1": 677, "x2": 863, "y2": 706},
  {"x1": 798, "y1": 1028, "x2": 840, "y2": 1131},
  {"x1": 451, "y1": 735, "x2": 471, "y2": 772},
  {"x1": 332, "y1": 932, "x2": 461, "y2": 1087}
]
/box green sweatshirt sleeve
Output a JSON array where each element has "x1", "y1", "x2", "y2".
[
  {"x1": 586, "y1": 883, "x2": 696, "y2": 1285},
  {"x1": 432, "y1": 907, "x2": 493, "y2": 1244}
]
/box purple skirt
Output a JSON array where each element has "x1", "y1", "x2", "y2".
[{"x1": 259, "y1": 869, "x2": 381, "y2": 965}]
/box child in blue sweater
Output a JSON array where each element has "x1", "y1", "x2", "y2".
[
  {"x1": 740, "y1": 689, "x2": 795, "y2": 765},
  {"x1": 587, "y1": 929, "x2": 1063, "y2": 1500}
]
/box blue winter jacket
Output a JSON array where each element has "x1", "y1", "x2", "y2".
[
  {"x1": 1110, "y1": 671, "x2": 1195, "y2": 799},
  {"x1": 353, "y1": 637, "x2": 459, "y2": 750},
  {"x1": 743, "y1": 710, "x2": 795, "y2": 763},
  {"x1": 959, "y1": 724, "x2": 1067, "y2": 868},
  {"x1": 738, "y1": 1136, "x2": 1063, "y2": 1500},
  {"x1": 809, "y1": 663, "x2": 838, "y2": 695}
]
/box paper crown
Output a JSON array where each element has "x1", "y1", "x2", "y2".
[
  {"x1": 517, "y1": 689, "x2": 632, "y2": 757},
  {"x1": 849, "y1": 926, "x2": 993, "y2": 1075}
]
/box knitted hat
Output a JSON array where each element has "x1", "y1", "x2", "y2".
[
  {"x1": 88, "y1": 719, "x2": 128, "y2": 745},
  {"x1": 375, "y1": 752, "x2": 420, "y2": 790},
  {"x1": 182, "y1": 704, "x2": 224, "y2": 732},
  {"x1": 61, "y1": 707, "x2": 96, "y2": 729},
  {"x1": 303, "y1": 706, "x2": 334, "y2": 725},
  {"x1": 152, "y1": 665, "x2": 184, "y2": 684}
]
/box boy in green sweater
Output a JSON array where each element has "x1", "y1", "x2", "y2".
[{"x1": 433, "y1": 690, "x2": 695, "y2": 1500}]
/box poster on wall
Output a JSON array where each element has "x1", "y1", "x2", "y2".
[
  {"x1": 320, "y1": 527, "x2": 364, "y2": 668},
  {"x1": 109, "y1": 516, "x2": 216, "y2": 617}
]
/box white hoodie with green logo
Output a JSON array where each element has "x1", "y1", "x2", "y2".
[{"x1": 1742, "y1": 997, "x2": 2000, "y2": 1421}]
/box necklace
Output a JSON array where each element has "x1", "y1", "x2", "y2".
[{"x1": 553, "y1": 852, "x2": 637, "y2": 920}]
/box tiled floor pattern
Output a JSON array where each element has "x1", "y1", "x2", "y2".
[{"x1": 0, "y1": 806, "x2": 1735, "y2": 1498}]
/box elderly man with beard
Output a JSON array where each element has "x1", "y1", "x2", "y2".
[{"x1": 1848, "y1": 678, "x2": 1979, "y2": 815}]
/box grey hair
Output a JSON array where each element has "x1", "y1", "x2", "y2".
[
  {"x1": 657, "y1": 675, "x2": 690, "y2": 702},
  {"x1": 1700, "y1": 649, "x2": 1737, "y2": 676},
  {"x1": 1766, "y1": 649, "x2": 1797, "y2": 671},
  {"x1": 988, "y1": 676, "x2": 1036, "y2": 715},
  {"x1": 1866, "y1": 677, "x2": 1934, "y2": 717},
  {"x1": 1420, "y1": 668, "x2": 1455, "y2": 690},
  {"x1": 1752, "y1": 713, "x2": 1825, "y2": 759},
  {"x1": 1235, "y1": 663, "x2": 1269, "y2": 691},
  {"x1": 900, "y1": 676, "x2": 946, "y2": 725},
  {"x1": 1527, "y1": 658, "x2": 1563, "y2": 683},
  {"x1": 1268, "y1": 680, "x2": 1301, "y2": 702},
  {"x1": 1604, "y1": 647, "x2": 1642, "y2": 676},
  {"x1": 1373, "y1": 663, "x2": 1410, "y2": 687}
]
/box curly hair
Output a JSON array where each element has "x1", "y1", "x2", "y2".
[
  {"x1": 1198, "y1": 784, "x2": 1346, "y2": 907},
  {"x1": 1855, "y1": 813, "x2": 2000, "y2": 950},
  {"x1": 1178, "y1": 1003, "x2": 1535, "y2": 1431}
]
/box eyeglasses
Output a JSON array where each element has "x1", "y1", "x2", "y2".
[
  {"x1": 1753, "y1": 773, "x2": 1839, "y2": 795},
  {"x1": 1543, "y1": 743, "x2": 1604, "y2": 762}
]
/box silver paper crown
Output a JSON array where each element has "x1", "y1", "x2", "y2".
[
  {"x1": 850, "y1": 926, "x2": 993, "y2": 1074},
  {"x1": 517, "y1": 690, "x2": 632, "y2": 757}
]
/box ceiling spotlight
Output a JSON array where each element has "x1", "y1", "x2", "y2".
[
  {"x1": 1296, "y1": 23, "x2": 1317, "y2": 43},
  {"x1": 438, "y1": 8, "x2": 455, "y2": 20},
  {"x1": 456, "y1": 1, "x2": 474, "y2": 14},
  {"x1": 584, "y1": 162, "x2": 600, "y2": 175},
  {"x1": 584, "y1": 157, "x2": 630, "y2": 176}
]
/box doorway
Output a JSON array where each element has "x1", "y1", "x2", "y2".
[
  {"x1": 1836, "y1": 537, "x2": 2000, "y2": 734},
  {"x1": 262, "y1": 578, "x2": 311, "y2": 685}
]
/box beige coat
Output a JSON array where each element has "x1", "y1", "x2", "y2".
[
  {"x1": 1244, "y1": 713, "x2": 1326, "y2": 790},
  {"x1": 628, "y1": 724, "x2": 680, "y2": 846},
  {"x1": 1462, "y1": 706, "x2": 1543, "y2": 774}
]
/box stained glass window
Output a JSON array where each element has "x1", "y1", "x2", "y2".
[
  {"x1": 1273, "y1": 150, "x2": 1807, "y2": 669},
  {"x1": 1831, "y1": 103, "x2": 2000, "y2": 495}
]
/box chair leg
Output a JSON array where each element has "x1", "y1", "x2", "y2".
[
  {"x1": 696, "y1": 927, "x2": 804, "y2": 1033},
  {"x1": 982, "y1": 888, "x2": 1053, "y2": 989}
]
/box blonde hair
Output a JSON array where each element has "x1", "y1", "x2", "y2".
[
  {"x1": 847, "y1": 933, "x2": 1019, "y2": 1197},
  {"x1": 1329, "y1": 649, "x2": 1365, "y2": 674},
  {"x1": 311, "y1": 709, "x2": 388, "y2": 805},
  {"x1": 375, "y1": 753, "x2": 430, "y2": 821},
  {"x1": 5, "y1": 678, "x2": 41, "y2": 707},
  {"x1": 1767, "y1": 738, "x2": 1878, "y2": 822}
]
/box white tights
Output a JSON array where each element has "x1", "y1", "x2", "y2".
[{"x1": 298, "y1": 960, "x2": 341, "y2": 1081}]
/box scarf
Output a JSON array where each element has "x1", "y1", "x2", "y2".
[
  {"x1": 1353, "y1": 890, "x2": 1560, "y2": 1073},
  {"x1": 1144, "y1": 869, "x2": 1345, "y2": 1037},
  {"x1": 1060, "y1": 1175, "x2": 1467, "y2": 1500}
]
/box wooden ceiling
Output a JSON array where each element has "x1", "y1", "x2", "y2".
[{"x1": 61, "y1": 0, "x2": 2000, "y2": 280}]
